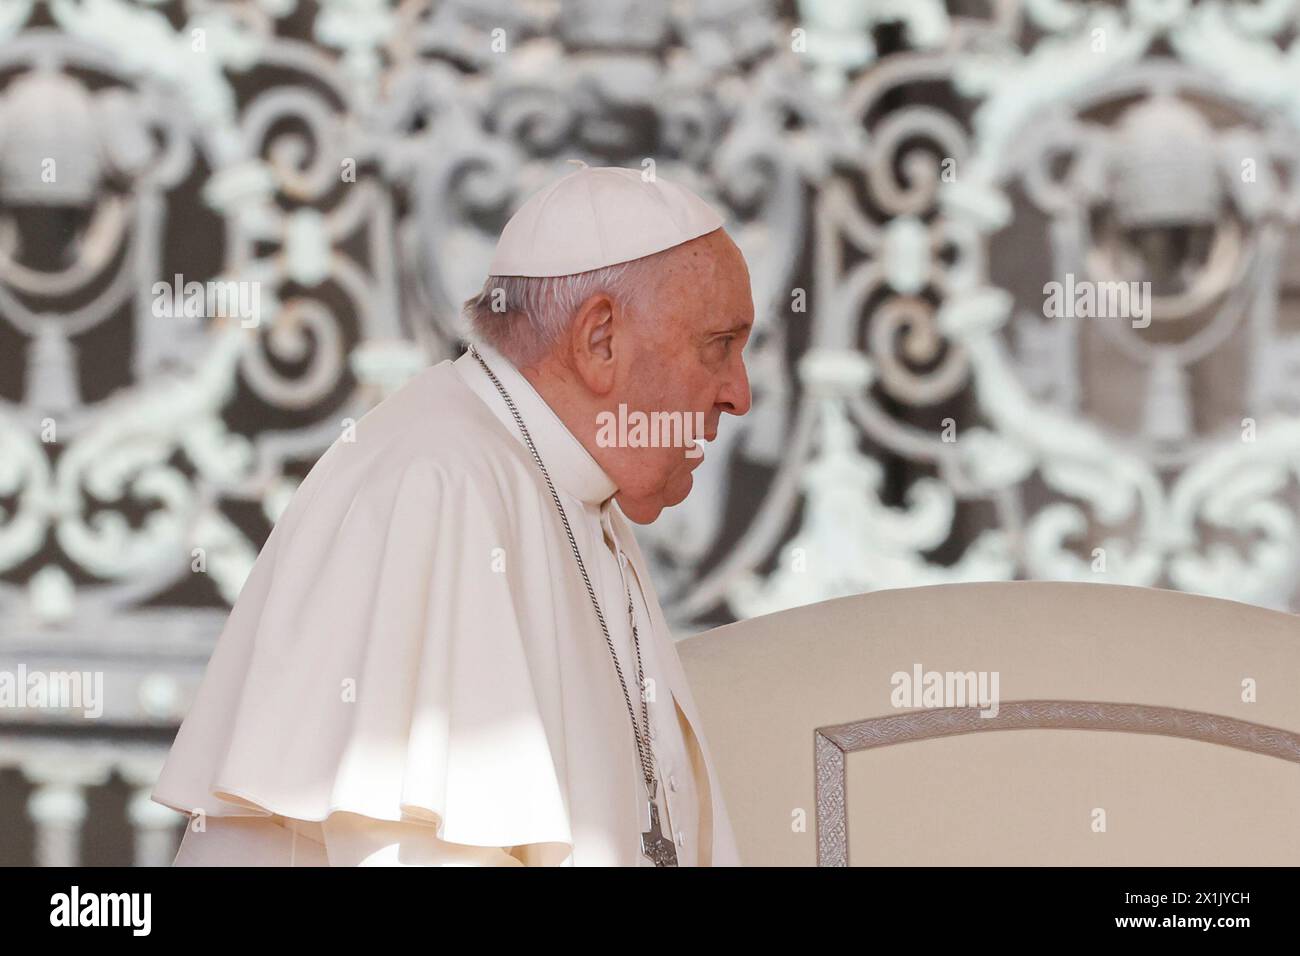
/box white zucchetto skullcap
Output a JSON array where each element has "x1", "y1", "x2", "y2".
[{"x1": 487, "y1": 163, "x2": 725, "y2": 277}]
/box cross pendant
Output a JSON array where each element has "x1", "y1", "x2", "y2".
[{"x1": 640, "y1": 797, "x2": 678, "y2": 867}]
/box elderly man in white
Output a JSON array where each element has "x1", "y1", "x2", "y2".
[{"x1": 152, "y1": 165, "x2": 755, "y2": 866}]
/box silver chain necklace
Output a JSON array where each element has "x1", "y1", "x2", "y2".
[{"x1": 469, "y1": 345, "x2": 678, "y2": 867}]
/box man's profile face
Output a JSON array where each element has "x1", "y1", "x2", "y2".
[{"x1": 612, "y1": 230, "x2": 754, "y2": 524}]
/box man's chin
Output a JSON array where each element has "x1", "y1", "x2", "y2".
[
  {"x1": 668, "y1": 471, "x2": 694, "y2": 505},
  {"x1": 617, "y1": 497, "x2": 665, "y2": 524},
  {"x1": 615, "y1": 474, "x2": 692, "y2": 524}
]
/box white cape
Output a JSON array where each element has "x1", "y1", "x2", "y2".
[{"x1": 151, "y1": 356, "x2": 741, "y2": 866}]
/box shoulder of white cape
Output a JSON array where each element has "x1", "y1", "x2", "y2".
[{"x1": 284, "y1": 359, "x2": 533, "y2": 534}]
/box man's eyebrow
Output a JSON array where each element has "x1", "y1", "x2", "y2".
[{"x1": 710, "y1": 321, "x2": 754, "y2": 335}]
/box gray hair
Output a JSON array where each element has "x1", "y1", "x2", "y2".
[{"x1": 463, "y1": 253, "x2": 667, "y2": 367}]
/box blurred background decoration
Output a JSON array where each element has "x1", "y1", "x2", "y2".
[{"x1": 1, "y1": 0, "x2": 1298, "y2": 864}]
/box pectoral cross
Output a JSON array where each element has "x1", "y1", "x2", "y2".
[{"x1": 640, "y1": 797, "x2": 678, "y2": 867}]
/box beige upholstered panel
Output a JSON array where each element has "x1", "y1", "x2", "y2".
[{"x1": 676, "y1": 582, "x2": 1300, "y2": 866}]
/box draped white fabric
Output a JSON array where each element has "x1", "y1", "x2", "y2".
[{"x1": 152, "y1": 342, "x2": 740, "y2": 865}]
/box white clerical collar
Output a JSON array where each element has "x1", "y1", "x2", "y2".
[{"x1": 454, "y1": 340, "x2": 619, "y2": 508}]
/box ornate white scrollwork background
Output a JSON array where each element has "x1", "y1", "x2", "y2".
[{"x1": 1, "y1": 0, "x2": 1299, "y2": 863}]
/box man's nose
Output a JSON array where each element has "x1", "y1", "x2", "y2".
[{"x1": 718, "y1": 355, "x2": 752, "y2": 417}]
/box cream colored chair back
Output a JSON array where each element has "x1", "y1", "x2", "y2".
[{"x1": 677, "y1": 582, "x2": 1300, "y2": 865}]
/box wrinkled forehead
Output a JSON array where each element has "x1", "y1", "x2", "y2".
[
  {"x1": 649, "y1": 240, "x2": 754, "y2": 333},
  {"x1": 658, "y1": 232, "x2": 749, "y2": 295}
]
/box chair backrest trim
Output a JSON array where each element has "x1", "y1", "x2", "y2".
[{"x1": 814, "y1": 699, "x2": 1300, "y2": 866}]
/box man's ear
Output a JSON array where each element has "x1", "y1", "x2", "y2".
[{"x1": 567, "y1": 292, "x2": 618, "y2": 394}]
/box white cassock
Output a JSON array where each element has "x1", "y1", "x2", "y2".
[{"x1": 152, "y1": 339, "x2": 742, "y2": 867}]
